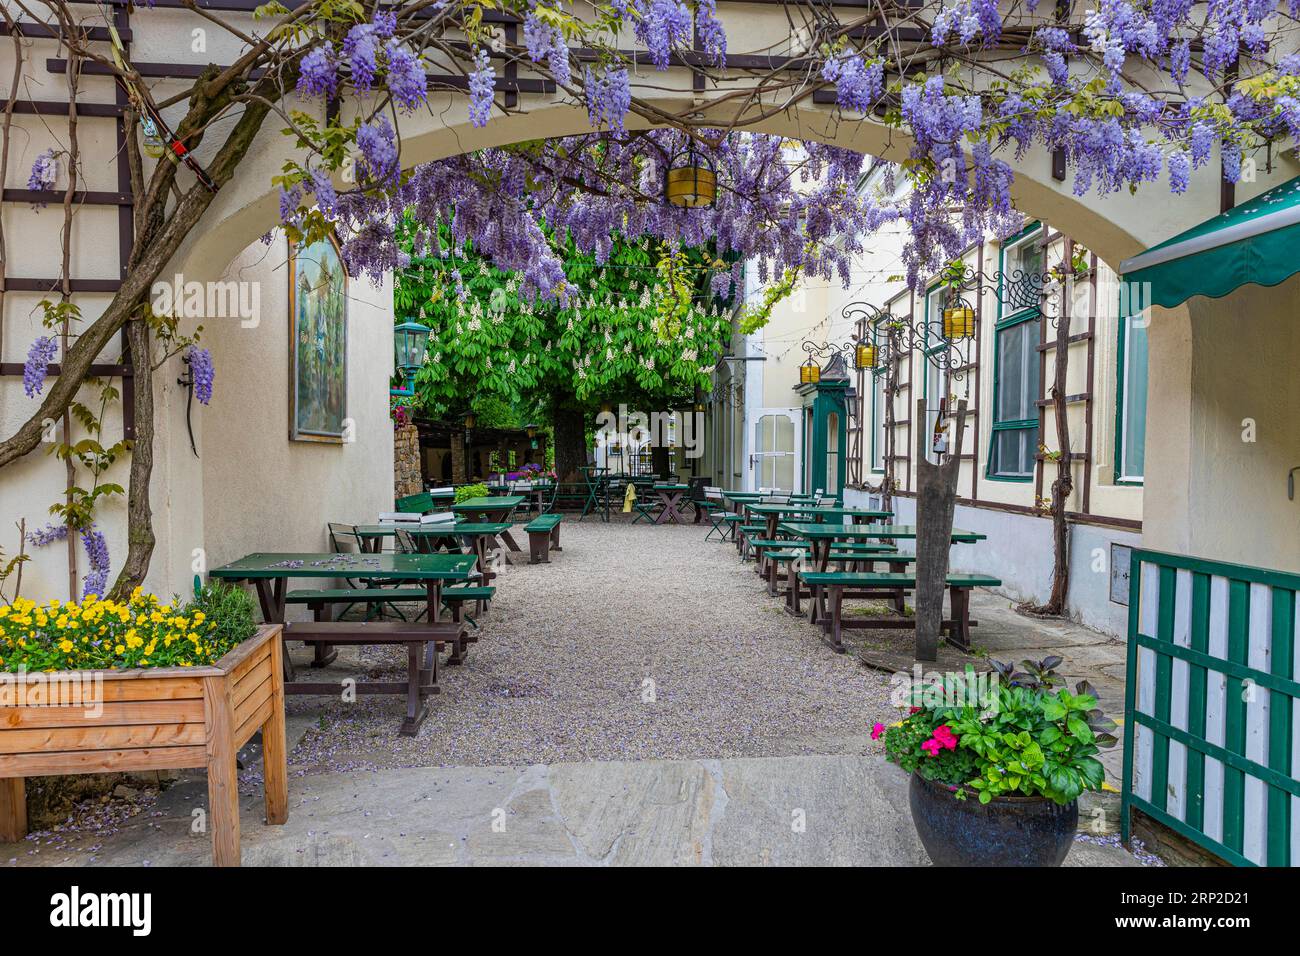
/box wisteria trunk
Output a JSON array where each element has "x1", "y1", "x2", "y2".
[{"x1": 109, "y1": 318, "x2": 155, "y2": 601}]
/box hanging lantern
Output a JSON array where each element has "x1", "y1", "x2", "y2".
[
  {"x1": 526, "y1": 424, "x2": 538, "y2": 439},
  {"x1": 799, "y1": 356, "x2": 821, "y2": 385},
  {"x1": 665, "y1": 144, "x2": 717, "y2": 209},
  {"x1": 854, "y1": 343, "x2": 878, "y2": 370},
  {"x1": 393, "y1": 321, "x2": 431, "y2": 376},
  {"x1": 464, "y1": 413, "x2": 477, "y2": 429},
  {"x1": 942, "y1": 304, "x2": 976, "y2": 339}
]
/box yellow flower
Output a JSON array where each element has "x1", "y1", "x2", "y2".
[
  {"x1": 58, "y1": 639, "x2": 74, "y2": 653},
  {"x1": 114, "y1": 644, "x2": 125, "y2": 655},
  {"x1": 192, "y1": 611, "x2": 206, "y2": 624}
]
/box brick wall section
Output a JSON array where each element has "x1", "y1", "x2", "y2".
[{"x1": 394, "y1": 423, "x2": 423, "y2": 498}]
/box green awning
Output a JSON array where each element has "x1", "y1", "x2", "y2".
[{"x1": 1120, "y1": 175, "x2": 1300, "y2": 309}]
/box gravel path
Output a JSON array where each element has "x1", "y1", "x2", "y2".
[{"x1": 287, "y1": 517, "x2": 897, "y2": 772}]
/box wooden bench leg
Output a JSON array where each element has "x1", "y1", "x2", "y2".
[
  {"x1": 551, "y1": 525, "x2": 562, "y2": 552},
  {"x1": 528, "y1": 531, "x2": 547, "y2": 564},
  {"x1": 948, "y1": 587, "x2": 972, "y2": 650},
  {"x1": 400, "y1": 642, "x2": 430, "y2": 736},
  {"x1": 263, "y1": 634, "x2": 289, "y2": 826},
  {"x1": 203, "y1": 675, "x2": 241, "y2": 867},
  {"x1": 786, "y1": 563, "x2": 800, "y2": 615},
  {"x1": 828, "y1": 586, "x2": 846, "y2": 653},
  {"x1": 0, "y1": 778, "x2": 26, "y2": 843}
]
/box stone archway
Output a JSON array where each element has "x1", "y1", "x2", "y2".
[{"x1": 174, "y1": 95, "x2": 1235, "y2": 286}]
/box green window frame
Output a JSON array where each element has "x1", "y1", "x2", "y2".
[
  {"x1": 1114, "y1": 295, "x2": 1149, "y2": 484},
  {"x1": 986, "y1": 222, "x2": 1043, "y2": 482}
]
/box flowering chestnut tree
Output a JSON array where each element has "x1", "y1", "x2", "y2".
[
  {"x1": 2, "y1": 0, "x2": 1299, "y2": 595},
  {"x1": 395, "y1": 227, "x2": 732, "y2": 477}
]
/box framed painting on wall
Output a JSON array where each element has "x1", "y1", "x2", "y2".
[{"x1": 288, "y1": 234, "x2": 348, "y2": 442}]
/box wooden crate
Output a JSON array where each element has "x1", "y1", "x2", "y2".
[{"x1": 0, "y1": 624, "x2": 287, "y2": 866}]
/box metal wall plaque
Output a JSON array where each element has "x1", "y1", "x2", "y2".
[{"x1": 1110, "y1": 544, "x2": 1133, "y2": 606}]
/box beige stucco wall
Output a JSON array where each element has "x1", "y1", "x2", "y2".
[
  {"x1": 1143, "y1": 276, "x2": 1300, "y2": 572},
  {"x1": 195, "y1": 233, "x2": 395, "y2": 579}
]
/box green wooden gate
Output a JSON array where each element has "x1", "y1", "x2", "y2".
[{"x1": 1121, "y1": 548, "x2": 1300, "y2": 866}]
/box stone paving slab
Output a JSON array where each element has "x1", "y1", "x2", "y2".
[{"x1": 3, "y1": 755, "x2": 1144, "y2": 867}]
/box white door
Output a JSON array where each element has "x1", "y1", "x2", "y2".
[{"x1": 751, "y1": 412, "x2": 797, "y2": 492}]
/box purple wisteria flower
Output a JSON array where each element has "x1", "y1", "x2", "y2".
[
  {"x1": 468, "y1": 49, "x2": 495, "y2": 127},
  {"x1": 634, "y1": 0, "x2": 692, "y2": 70},
  {"x1": 696, "y1": 0, "x2": 727, "y2": 67},
  {"x1": 80, "y1": 527, "x2": 110, "y2": 600},
  {"x1": 356, "y1": 114, "x2": 399, "y2": 183},
  {"x1": 27, "y1": 148, "x2": 57, "y2": 210},
  {"x1": 186, "y1": 345, "x2": 214, "y2": 405},
  {"x1": 523, "y1": 12, "x2": 572, "y2": 85},
  {"x1": 345, "y1": 21, "x2": 380, "y2": 94},
  {"x1": 821, "y1": 52, "x2": 883, "y2": 114},
  {"x1": 23, "y1": 335, "x2": 57, "y2": 397},
  {"x1": 583, "y1": 66, "x2": 630, "y2": 131},
  {"x1": 296, "y1": 46, "x2": 337, "y2": 100},
  {"x1": 385, "y1": 41, "x2": 427, "y2": 112},
  {"x1": 310, "y1": 167, "x2": 338, "y2": 219},
  {"x1": 26, "y1": 522, "x2": 68, "y2": 547}
]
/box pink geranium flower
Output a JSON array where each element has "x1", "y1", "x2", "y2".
[
  {"x1": 933, "y1": 725, "x2": 958, "y2": 750},
  {"x1": 920, "y1": 738, "x2": 942, "y2": 757},
  {"x1": 870, "y1": 722, "x2": 885, "y2": 740}
]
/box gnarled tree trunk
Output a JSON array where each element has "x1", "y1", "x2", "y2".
[{"x1": 913, "y1": 397, "x2": 968, "y2": 661}]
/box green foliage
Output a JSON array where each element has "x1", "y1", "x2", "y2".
[
  {"x1": 882, "y1": 657, "x2": 1118, "y2": 806},
  {"x1": 454, "y1": 482, "x2": 490, "y2": 503},
  {"x1": 393, "y1": 223, "x2": 732, "y2": 417},
  {"x1": 736, "y1": 267, "x2": 800, "y2": 334}
]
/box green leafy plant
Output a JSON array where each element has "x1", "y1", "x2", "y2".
[
  {"x1": 454, "y1": 482, "x2": 490, "y2": 503},
  {"x1": 880, "y1": 657, "x2": 1118, "y2": 805}
]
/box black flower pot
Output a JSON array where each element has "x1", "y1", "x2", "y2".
[{"x1": 909, "y1": 773, "x2": 1078, "y2": 866}]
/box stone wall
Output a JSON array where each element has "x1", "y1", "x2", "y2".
[{"x1": 394, "y1": 423, "x2": 423, "y2": 498}]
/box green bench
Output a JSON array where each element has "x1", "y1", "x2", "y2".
[
  {"x1": 524, "y1": 513, "x2": 564, "y2": 563},
  {"x1": 797, "y1": 571, "x2": 1002, "y2": 653},
  {"x1": 285, "y1": 584, "x2": 495, "y2": 664},
  {"x1": 762, "y1": 549, "x2": 914, "y2": 603}
]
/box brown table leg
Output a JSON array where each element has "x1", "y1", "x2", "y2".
[
  {"x1": 786, "y1": 560, "x2": 800, "y2": 614},
  {"x1": 254, "y1": 578, "x2": 296, "y2": 682}
]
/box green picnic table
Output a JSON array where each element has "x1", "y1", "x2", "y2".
[
  {"x1": 745, "y1": 503, "x2": 892, "y2": 540},
  {"x1": 452, "y1": 496, "x2": 525, "y2": 551},
  {"x1": 650, "y1": 483, "x2": 691, "y2": 524},
  {"x1": 778, "y1": 522, "x2": 986, "y2": 632},
  {"x1": 210, "y1": 551, "x2": 477, "y2": 734},
  {"x1": 405, "y1": 521, "x2": 512, "y2": 584}
]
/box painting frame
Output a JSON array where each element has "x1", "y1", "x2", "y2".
[{"x1": 288, "y1": 232, "x2": 349, "y2": 443}]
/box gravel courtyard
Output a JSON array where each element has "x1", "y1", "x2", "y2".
[{"x1": 285, "y1": 517, "x2": 898, "y2": 772}]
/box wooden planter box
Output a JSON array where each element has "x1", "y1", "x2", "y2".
[{"x1": 0, "y1": 623, "x2": 287, "y2": 866}]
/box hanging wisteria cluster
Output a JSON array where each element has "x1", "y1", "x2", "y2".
[{"x1": 268, "y1": 0, "x2": 1300, "y2": 295}]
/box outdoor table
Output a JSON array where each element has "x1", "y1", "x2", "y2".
[
  {"x1": 651, "y1": 483, "x2": 691, "y2": 524},
  {"x1": 453, "y1": 495, "x2": 525, "y2": 551},
  {"x1": 353, "y1": 524, "x2": 400, "y2": 552},
  {"x1": 722, "y1": 491, "x2": 764, "y2": 513},
  {"x1": 210, "y1": 551, "x2": 477, "y2": 734},
  {"x1": 406, "y1": 521, "x2": 512, "y2": 584},
  {"x1": 778, "y1": 522, "x2": 986, "y2": 627},
  {"x1": 746, "y1": 504, "x2": 892, "y2": 540}
]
